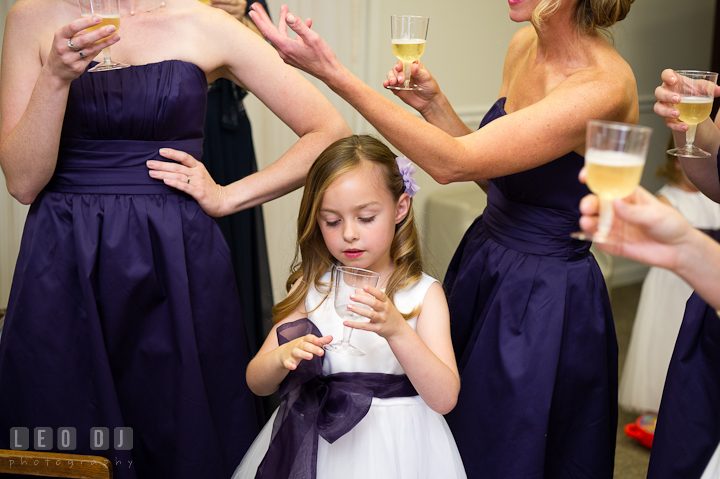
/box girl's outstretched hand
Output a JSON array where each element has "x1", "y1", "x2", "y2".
[
  {"x1": 279, "y1": 334, "x2": 333, "y2": 371},
  {"x1": 344, "y1": 286, "x2": 409, "y2": 340},
  {"x1": 248, "y1": 4, "x2": 339, "y2": 82},
  {"x1": 147, "y1": 149, "x2": 228, "y2": 218},
  {"x1": 383, "y1": 60, "x2": 441, "y2": 114}
]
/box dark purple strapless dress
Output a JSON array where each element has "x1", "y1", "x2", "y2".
[
  {"x1": 647, "y1": 152, "x2": 720, "y2": 478},
  {"x1": 444, "y1": 98, "x2": 618, "y2": 478},
  {"x1": 0, "y1": 61, "x2": 260, "y2": 479}
]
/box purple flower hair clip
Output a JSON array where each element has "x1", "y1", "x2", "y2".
[{"x1": 395, "y1": 156, "x2": 420, "y2": 198}]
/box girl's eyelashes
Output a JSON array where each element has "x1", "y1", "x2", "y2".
[
  {"x1": 325, "y1": 219, "x2": 340, "y2": 227},
  {"x1": 323, "y1": 216, "x2": 376, "y2": 227},
  {"x1": 359, "y1": 216, "x2": 376, "y2": 224}
]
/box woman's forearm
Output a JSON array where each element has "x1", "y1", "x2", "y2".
[{"x1": 1, "y1": 67, "x2": 72, "y2": 204}]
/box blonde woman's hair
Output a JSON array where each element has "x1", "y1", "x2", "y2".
[
  {"x1": 271, "y1": 135, "x2": 423, "y2": 323},
  {"x1": 532, "y1": 0, "x2": 634, "y2": 35}
]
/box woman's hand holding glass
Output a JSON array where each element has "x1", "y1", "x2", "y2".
[
  {"x1": 50, "y1": 15, "x2": 119, "y2": 82},
  {"x1": 655, "y1": 69, "x2": 720, "y2": 133},
  {"x1": 147, "y1": 149, "x2": 230, "y2": 218},
  {"x1": 383, "y1": 60, "x2": 440, "y2": 112},
  {"x1": 344, "y1": 285, "x2": 410, "y2": 341}
]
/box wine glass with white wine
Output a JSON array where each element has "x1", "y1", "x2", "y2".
[
  {"x1": 571, "y1": 120, "x2": 653, "y2": 244},
  {"x1": 666, "y1": 70, "x2": 718, "y2": 158},
  {"x1": 323, "y1": 266, "x2": 381, "y2": 356},
  {"x1": 387, "y1": 15, "x2": 429, "y2": 91},
  {"x1": 77, "y1": 0, "x2": 129, "y2": 72}
]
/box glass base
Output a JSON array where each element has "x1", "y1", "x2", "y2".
[
  {"x1": 570, "y1": 231, "x2": 615, "y2": 244},
  {"x1": 323, "y1": 342, "x2": 365, "y2": 356},
  {"x1": 666, "y1": 146, "x2": 711, "y2": 158},
  {"x1": 89, "y1": 60, "x2": 131, "y2": 72},
  {"x1": 385, "y1": 84, "x2": 424, "y2": 91}
]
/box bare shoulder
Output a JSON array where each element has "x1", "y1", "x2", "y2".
[
  {"x1": 501, "y1": 26, "x2": 536, "y2": 77},
  {"x1": 552, "y1": 38, "x2": 638, "y2": 124}
]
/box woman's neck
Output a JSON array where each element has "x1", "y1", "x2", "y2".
[{"x1": 532, "y1": 4, "x2": 591, "y2": 67}]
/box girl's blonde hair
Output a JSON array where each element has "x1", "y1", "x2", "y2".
[
  {"x1": 532, "y1": 0, "x2": 634, "y2": 35},
  {"x1": 272, "y1": 135, "x2": 423, "y2": 323},
  {"x1": 656, "y1": 134, "x2": 683, "y2": 184}
]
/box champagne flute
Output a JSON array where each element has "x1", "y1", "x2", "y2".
[
  {"x1": 78, "y1": 0, "x2": 129, "y2": 72},
  {"x1": 323, "y1": 266, "x2": 381, "y2": 356},
  {"x1": 571, "y1": 120, "x2": 653, "y2": 243},
  {"x1": 387, "y1": 15, "x2": 429, "y2": 91},
  {"x1": 666, "y1": 70, "x2": 718, "y2": 158}
]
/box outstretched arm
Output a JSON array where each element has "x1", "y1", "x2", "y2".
[{"x1": 249, "y1": 5, "x2": 636, "y2": 185}]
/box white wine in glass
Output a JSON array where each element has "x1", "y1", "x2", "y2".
[
  {"x1": 571, "y1": 120, "x2": 652, "y2": 244},
  {"x1": 388, "y1": 15, "x2": 429, "y2": 91},
  {"x1": 78, "y1": 0, "x2": 129, "y2": 72},
  {"x1": 324, "y1": 266, "x2": 381, "y2": 356},
  {"x1": 667, "y1": 70, "x2": 718, "y2": 158}
]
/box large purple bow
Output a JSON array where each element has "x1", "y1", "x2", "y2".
[{"x1": 255, "y1": 318, "x2": 418, "y2": 479}]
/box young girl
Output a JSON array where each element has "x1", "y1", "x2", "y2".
[{"x1": 233, "y1": 135, "x2": 466, "y2": 479}]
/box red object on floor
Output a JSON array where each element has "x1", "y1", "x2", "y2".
[{"x1": 624, "y1": 413, "x2": 657, "y2": 449}]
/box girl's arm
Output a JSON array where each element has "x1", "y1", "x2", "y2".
[
  {"x1": 0, "y1": 4, "x2": 120, "y2": 204},
  {"x1": 250, "y1": 6, "x2": 636, "y2": 184},
  {"x1": 654, "y1": 69, "x2": 720, "y2": 202},
  {"x1": 246, "y1": 307, "x2": 333, "y2": 396},
  {"x1": 146, "y1": 8, "x2": 350, "y2": 217},
  {"x1": 347, "y1": 282, "x2": 460, "y2": 415}
]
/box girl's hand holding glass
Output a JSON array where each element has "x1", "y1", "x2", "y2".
[
  {"x1": 345, "y1": 285, "x2": 409, "y2": 341},
  {"x1": 279, "y1": 334, "x2": 333, "y2": 371}
]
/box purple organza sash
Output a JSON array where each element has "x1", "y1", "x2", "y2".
[{"x1": 255, "y1": 318, "x2": 418, "y2": 479}]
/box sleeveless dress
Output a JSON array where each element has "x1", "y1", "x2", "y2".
[
  {"x1": 0, "y1": 61, "x2": 260, "y2": 479},
  {"x1": 619, "y1": 185, "x2": 720, "y2": 414},
  {"x1": 233, "y1": 271, "x2": 467, "y2": 479},
  {"x1": 443, "y1": 98, "x2": 617, "y2": 478},
  {"x1": 647, "y1": 154, "x2": 720, "y2": 479}
]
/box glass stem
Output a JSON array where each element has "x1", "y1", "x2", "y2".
[
  {"x1": 341, "y1": 326, "x2": 354, "y2": 346},
  {"x1": 597, "y1": 198, "x2": 614, "y2": 240},
  {"x1": 402, "y1": 62, "x2": 411, "y2": 88},
  {"x1": 685, "y1": 124, "x2": 697, "y2": 150},
  {"x1": 102, "y1": 47, "x2": 112, "y2": 65}
]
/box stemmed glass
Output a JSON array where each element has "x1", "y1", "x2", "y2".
[
  {"x1": 323, "y1": 266, "x2": 381, "y2": 356},
  {"x1": 666, "y1": 70, "x2": 718, "y2": 158},
  {"x1": 78, "y1": 0, "x2": 129, "y2": 72},
  {"x1": 571, "y1": 120, "x2": 653, "y2": 243},
  {"x1": 387, "y1": 15, "x2": 429, "y2": 91}
]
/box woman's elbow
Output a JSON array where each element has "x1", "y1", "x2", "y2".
[{"x1": 6, "y1": 181, "x2": 37, "y2": 205}]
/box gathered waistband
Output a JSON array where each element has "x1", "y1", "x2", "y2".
[
  {"x1": 482, "y1": 182, "x2": 591, "y2": 259},
  {"x1": 47, "y1": 137, "x2": 203, "y2": 195}
]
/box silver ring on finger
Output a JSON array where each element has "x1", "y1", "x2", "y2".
[
  {"x1": 187, "y1": 175, "x2": 191, "y2": 184},
  {"x1": 68, "y1": 39, "x2": 80, "y2": 51},
  {"x1": 79, "y1": 50, "x2": 87, "y2": 59}
]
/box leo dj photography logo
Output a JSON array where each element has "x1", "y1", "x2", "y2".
[{"x1": 10, "y1": 427, "x2": 133, "y2": 451}]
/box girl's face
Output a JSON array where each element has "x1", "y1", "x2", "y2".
[{"x1": 317, "y1": 162, "x2": 409, "y2": 279}]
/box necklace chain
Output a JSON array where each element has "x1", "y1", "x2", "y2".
[{"x1": 128, "y1": 2, "x2": 165, "y2": 15}]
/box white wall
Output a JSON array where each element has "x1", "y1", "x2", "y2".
[{"x1": 0, "y1": 0, "x2": 717, "y2": 306}]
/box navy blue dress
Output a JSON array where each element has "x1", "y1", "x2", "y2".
[
  {"x1": 0, "y1": 61, "x2": 260, "y2": 479},
  {"x1": 647, "y1": 152, "x2": 720, "y2": 478},
  {"x1": 444, "y1": 98, "x2": 618, "y2": 478}
]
